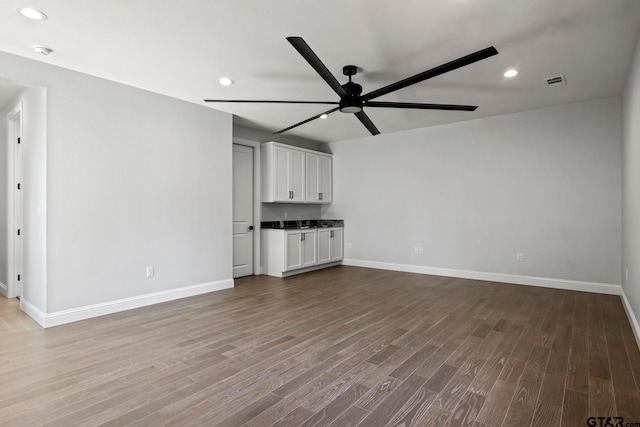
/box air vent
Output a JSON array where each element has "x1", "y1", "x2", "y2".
[{"x1": 545, "y1": 75, "x2": 566, "y2": 86}]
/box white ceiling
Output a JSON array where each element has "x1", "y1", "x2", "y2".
[{"x1": 1, "y1": 0, "x2": 639, "y2": 143}]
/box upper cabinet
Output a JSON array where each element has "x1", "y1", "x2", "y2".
[
  {"x1": 262, "y1": 142, "x2": 333, "y2": 204},
  {"x1": 306, "y1": 153, "x2": 332, "y2": 204},
  {"x1": 262, "y1": 143, "x2": 306, "y2": 202}
]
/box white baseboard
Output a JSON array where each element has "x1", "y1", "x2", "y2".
[
  {"x1": 620, "y1": 287, "x2": 640, "y2": 350},
  {"x1": 36, "y1": 278, "x2": 234, "y2": 328},
  {"x1": 0, "y1": 281, "x2": 7, "y2": 297},
  {"x1": 342, "y1": 259, "x2": 621, "y2": 295},
  {"x1": 20, "y1": 298, "x2": 46, "y2": 327}
]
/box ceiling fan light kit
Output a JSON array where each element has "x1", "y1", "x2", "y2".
[{"x1": 205, "y1": 37, "x2": 499, "y2": 137}]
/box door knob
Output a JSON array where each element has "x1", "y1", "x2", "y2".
[{"x1": 248, "y1": 225, "x2": 254, "y2": 231}]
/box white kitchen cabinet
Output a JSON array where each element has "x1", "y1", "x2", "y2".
[
  {"x1": 262, "y1": 142, "x2": 305, "y2": 202},
  {"x1": 261, "y1": 226, "x2": 343, "y2": 277},
  {"x1": 285, "y1": 229, "x2": 317, "y2": 271},
  {"x1": 262, "y1": 142, "x2": 333, "y2": 204},
  {"x1": 317, "y1": 227, "x2": 343, "y2": 264},
  {"x1": 306, "y1": 153, "x2": 332, "y2": 204}
]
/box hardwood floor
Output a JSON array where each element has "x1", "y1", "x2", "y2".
[{"x1": 0, "y1": 266, "x2": 639, "y2": 426}]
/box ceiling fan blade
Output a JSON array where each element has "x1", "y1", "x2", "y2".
[
  {"x1": 363, "y1": 46, "x2": 498, "y2": 101},
  {"x1": 365, "y1": 101, "x2": 477, "y2": 111},
  {"x1": 273, "y1": 107, "x2": 340, "y2": 135},
  {"x1": 287, "y1": 37, "x2": 348, "y2": 98},
  {"x1": 355, "y1": 111, "x2": 380, "y2": 136},
  {"x1": 204, "y1": 99, "x2": 338, "y2": 105}
]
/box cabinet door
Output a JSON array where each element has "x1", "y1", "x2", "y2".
[
  {"x1": 301, "y1": 231, "x2": 317, "y2": 267},
  {"x1": 317, "y1": 229, "x2": 332, "y2": 264},
  {"x1": 274, "y1": 146, "x2": 291, "y2": 201},
  {"x1": 330, "y1": 228, "x2": 344, "y2": 262},
  {"x1": 319, "y1": 155, "x2": 332, "y2": 203},
  {"x1": 289, "y1": 149, "x2": 305, "y2": 202},
  {"x1": 306, "y1": 154, "x2": 332, "y2": 203},
  {"x1": 306, "y1": 154, "x2": 320, "y2": 203},
  {"x1": 285, "y1": 231, "x2": 303, "y2": 271}
]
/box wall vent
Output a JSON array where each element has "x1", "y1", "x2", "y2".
[{"x1": 545, "y1": 75, "x2": 566, "y2": 86}]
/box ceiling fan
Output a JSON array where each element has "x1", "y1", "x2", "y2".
[{"x1": 204, "y1": 37, "x2": 498, "y2": 136}]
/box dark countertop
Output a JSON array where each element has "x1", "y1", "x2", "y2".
[{"x1": 261, "y1": 219, "x2": 344, "y2": 230}]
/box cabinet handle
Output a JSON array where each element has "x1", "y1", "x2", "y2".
[
  {"x1": 330, "y1": 230, "x2": 334, "y2": 238},
  {"x1": 301, "y1": 233, "x2": 305, "y2": 241},
  {"x1": 290, "y1": 190, "x2": 294, "y2": 199},
  {"x1": 319, "y1": 192, "x2": 322, "y2": 200}
]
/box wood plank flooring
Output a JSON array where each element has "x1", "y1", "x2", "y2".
[{"x1": 0, "y1": 266, "x2": 639, "y2": 426}]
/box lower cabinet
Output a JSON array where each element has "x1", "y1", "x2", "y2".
[
  {"x1": 317, "y1": 228, "x2": 343, "y2": 264},
  {"x1": 285, "y1": 230, "x2": 317, "y2": 271},
  {"x1": 262, "y1": 227, "x2": 344, "y2": 277}
]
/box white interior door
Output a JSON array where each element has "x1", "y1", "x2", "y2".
[
  {"x1": 7, "y1": 106, "x2": 23, "y2": 298},
  {"x1": 233, "y1": 144, "x2": 254, "y2": 278},
  {"x1": 14, "y1": 127, "x2": 22, "y2": 297}
]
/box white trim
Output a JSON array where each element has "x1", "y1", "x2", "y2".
[
  {"x1": 28, "y1": 278, "x2": 233, "y2": 328},
  {"x1": 0, "y1": 281, "x2": 7, "y2": 296},
  {"x1": 620, "y1": 287, "x2": 640, "y2": 350},
  {"x1": 20, "y1": 298, "x2": 46, "y2": 327},
  {"x1": 342, "y1": 259, "x2": 620, "y2": 295}
]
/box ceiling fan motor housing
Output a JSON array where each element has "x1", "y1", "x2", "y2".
[{"x1": 340, "y1": 81, "x2": 363, "y2": 113}]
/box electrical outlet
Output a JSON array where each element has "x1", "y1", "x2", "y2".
[
  {"x1": 347, "y1": 242, "x2": 352, "y2": 249},
  {"x1": 516, "y1": 253, "x2": 523, "y2": 262},
  {"x1": 419, "y1": 247, "x2": 424, "y2": 254},
  {"x1": 414, "y1": 247, "x2": 419, "y2": 254},
  {"x1": 146, "y1": 266, "x2": 154, "y2": 278}
]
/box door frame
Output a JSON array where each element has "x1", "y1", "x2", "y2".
[
  {"x1": 232, "y1": 137, "x2": 261, "y2": 275},
  {"x1": 6, "y1": 103, "x2": 23, "y2": 298}
]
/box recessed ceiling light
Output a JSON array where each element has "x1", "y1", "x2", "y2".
[
  {"x1": 504, "y1": 69, "x2": 518, "y2": 78},
  {"x1": 33, "y1": 45, "x2": 53, "y2": 55},
  {"x1": 319, "y1": 114, "x2": 328, "y2": 119},
  {"x1": 218, "y1": 77, "x2": 234, "y2": 86},
  {"x1": 17, "y1": 7, "x2": 48, "y2": 21}
]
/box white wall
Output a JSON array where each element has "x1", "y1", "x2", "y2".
[
  {"x1": 261, "y1": 203, "x2": 321, "y2": 221},
  {"x1": 324, "y1": 97, "x2": 622, "y2": 285},
  {"x1": 18, "y1": 87, "x2": 47, "y2": 309},
  {"x1": 623, "y1": 31, "x2": 640, "y2": 335},
  {"x1": 0, "y1": 50, "x2": 233, "y2": 318},
  {"x1": 234, "y1": 123, "x2": 326, "y2": 152}
]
